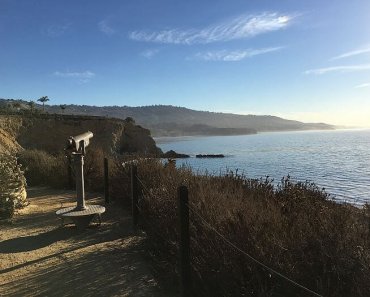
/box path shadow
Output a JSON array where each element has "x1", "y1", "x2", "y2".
[
  {"x1": 0, "y1": 214, "x2": 130, "y2": 254},
  {"x1": 1, "y1": 237, "x2": 169, "y2": 297},
  {"x1": 0, "y1": 227, "x2": 78, "y2": 253}
]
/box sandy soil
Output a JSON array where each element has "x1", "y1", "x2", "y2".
[{"x1": 0, "y1": 187, "x2": 173, "y2": 297}]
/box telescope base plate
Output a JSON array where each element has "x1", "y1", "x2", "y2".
[{"x1": 56, "y1": 205, "x2": 106, "y2": 229}]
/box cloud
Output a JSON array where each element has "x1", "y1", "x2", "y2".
[
  {"x1": 355, "y1": 82, "x2": 370, "y2": 88},
  {"x1": 140, "y1": 49, "x2": 160, "y2": 59},
  {"x1": 194, "y1": 46, "x2": 283, "y2": 61},
  {"x1": 304, "y1": 64, "x2": 370, "y2": 75},
  {"x1": 331, "y1": 45, "x2": 370, "y2": 60},
  {"x1": 54, "y1": 71, "x2": 95, "y2": 78},
  {"x1": 53, "y1": 71, "x2": 95, "y2": 83},
  {"x1": 98, "y1": 20, "x2": 115, "y2": 35},
  {"x1": 45, "y1": 23, "x2": 71, "y2": 37},
  {"x1": 129, "y1": 12, "x2": 296, "y2": 45}
]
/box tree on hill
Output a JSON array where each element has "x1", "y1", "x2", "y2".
[
  {"x1": 124, "y1": 117, "x2": 135, "y2": 124},
  {"x1": 37, "y1": 96, "x2": 49, "y2": 111},
  {"x1": 28, "y1": 101, "x2": 35, "y2": 113},
  {"x1": 59, "y1": 104, "x2": 67, "y2": 114}
]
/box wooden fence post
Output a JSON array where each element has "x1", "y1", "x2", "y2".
[
  {"x1": 104, "y1": 157, "x2": 110, "y2": 204},
  {"x1": 178, "y1": 185, "x2": 191, "y2": 297},
  {"x1": 131, "y1": 165, "x2": 139, "y2": 229}
]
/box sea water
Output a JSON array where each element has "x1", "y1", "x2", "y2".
[{"x1": 156, "y1": 129, "x2": 370, "y2": 205}]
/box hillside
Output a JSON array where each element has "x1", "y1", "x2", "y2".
[
  {"x1": 0, "y1": 99, "x2": 334, "y2": 137},
  {"x1": 0, "y1": 127, "x2": 21, "y2": 153},
  {"x1": 0, "y1": 113, "x2": 162, "y2": 156}
]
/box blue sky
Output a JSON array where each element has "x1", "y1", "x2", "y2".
[{"x1": 1, "y1": 0, "x2": 370, "y2": 126}]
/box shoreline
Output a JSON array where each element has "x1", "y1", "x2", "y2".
[
  {"x1": 154, "y1": 127, "x2": 370, "y2": 142},
  {"x1": 155, "y1": 129, "x2": 370, "y2": 205}
]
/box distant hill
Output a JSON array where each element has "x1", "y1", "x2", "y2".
[{"x1": 0, "y1": 99, "x2": 335, "y2": 137}]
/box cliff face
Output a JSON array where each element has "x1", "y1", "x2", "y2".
[
  {"x1": 0, "y1": 128, "x2": 21, "y2": 153},
  {"x1": 0, "y1": 114, "x2": 162, "y2": 156},
  {"x1": 0, "y1": 117, "x2": 23, "y2": 153}
]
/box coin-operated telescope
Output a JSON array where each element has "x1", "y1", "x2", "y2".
[
  {"x1": 65, "y1": 131, "x2": 93, "y2": 211},
  {"x1": 57, "y1": 131, "x2": 105, "y2": 229},
  {"x1": 65, "y1": 131, "x2": 93, "y2": 155}
]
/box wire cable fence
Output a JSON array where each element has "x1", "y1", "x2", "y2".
[
  {"x1": 135, "y1": 175, "x2": 178, "y2": 249},
  {"x1": 131, "y1": 166, "x2": 324, "y2": 297},
  {"x1": 186, "y1": 203, "x2": 323, "y2": 297}
]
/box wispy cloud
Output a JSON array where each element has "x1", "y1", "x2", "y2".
[
  {"x1": 129, "y1": 12, "x2": 296, "y2": 45},
  {"x1": 140, "y1": 49, "x2": 160, "y2": 59},
  {"x1": 331, "y1": 45, "x2": 370, "y2": 60},
  {"x1": 54, "y1": 71, "x2": 95, "y2": 78},
  {"x1": 305, "y1": 64, "x2": 370, "y2": 75},
  {"x1": 355, "y1": 82, "x2": 370, "y2": 88},
  {"x1": 194, "y1": 46, "x2": 283, "y2": 61},
  {"x1": 53, "y1": 71, "x2": 96, "y2": 83},
  {"x1": 98, "y1": 20, "x2": 115, "y2": 35},
  {"x1": 45, "y1": 23, "x2": 71, "y2": 37}
]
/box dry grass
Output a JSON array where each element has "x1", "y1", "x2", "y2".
[
  {"x1": 120, "y1": 158, "x2": 370, "y2": 297},
  {"x1": 17, "y1": 150, "x2": 69, "y2": 188},
  {"x1": 17, "y1": 148, "x2": 106, "y2": 192}
]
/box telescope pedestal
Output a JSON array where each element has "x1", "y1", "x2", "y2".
[
  {"x1": 56, "y1": 132, "x2": 106, "y2": 229},
  {"x1": 73, "y1": 153, "x2": 86, "y2": 211}
]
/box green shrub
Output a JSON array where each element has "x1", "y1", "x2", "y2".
[{"x1": 0, "y1": 153, "x2": 27, "y2": 219}]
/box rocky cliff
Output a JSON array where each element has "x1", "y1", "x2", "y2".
[{"x1": 0, "y1": 114, "x2": 162, "y2": 156}]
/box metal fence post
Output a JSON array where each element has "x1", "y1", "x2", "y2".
[
  {"x1": 104, "y1": 157, "x2": 110, "y2": 204},
  {"x1": 67, "y1": 155, "x2": 73, "y2": 189},
  {"x1": 131, "y1": 165, "x2": 139, "y2": 228},
  {"x1": 178, "y1": 185, "x2": 191, "y2": 297}
]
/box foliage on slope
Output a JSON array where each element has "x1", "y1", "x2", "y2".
[{"x1": 0, "y1": 153, "x2": 27, "y2": 219}]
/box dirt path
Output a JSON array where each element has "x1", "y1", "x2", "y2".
[{"x1": 0, "y1": 188, "x2": 172, "y2": 297}]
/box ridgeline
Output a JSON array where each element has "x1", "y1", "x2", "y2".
[{"x1": 0, "y1": 99, "x2": 334, "y2": 137}]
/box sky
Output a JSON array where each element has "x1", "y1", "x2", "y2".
[{"x1": 1, "y1": 0, "x2": 370, "y2": 127}]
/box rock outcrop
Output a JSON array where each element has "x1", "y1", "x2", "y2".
[{"x1": 162, "y1": 150, "x2": 190, "y2": 158}]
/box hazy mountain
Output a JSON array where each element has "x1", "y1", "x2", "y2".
[{"x1": 0, "y1": 99, "x2": 335, "y2": 137}]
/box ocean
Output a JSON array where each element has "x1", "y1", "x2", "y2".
[{"x1": 156, "y1": 129, "x2": 370, "y2": 205}]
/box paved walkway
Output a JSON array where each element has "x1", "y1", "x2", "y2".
[{"x1": 0, "y1": 188, "x2": 171, "y2": 297}]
